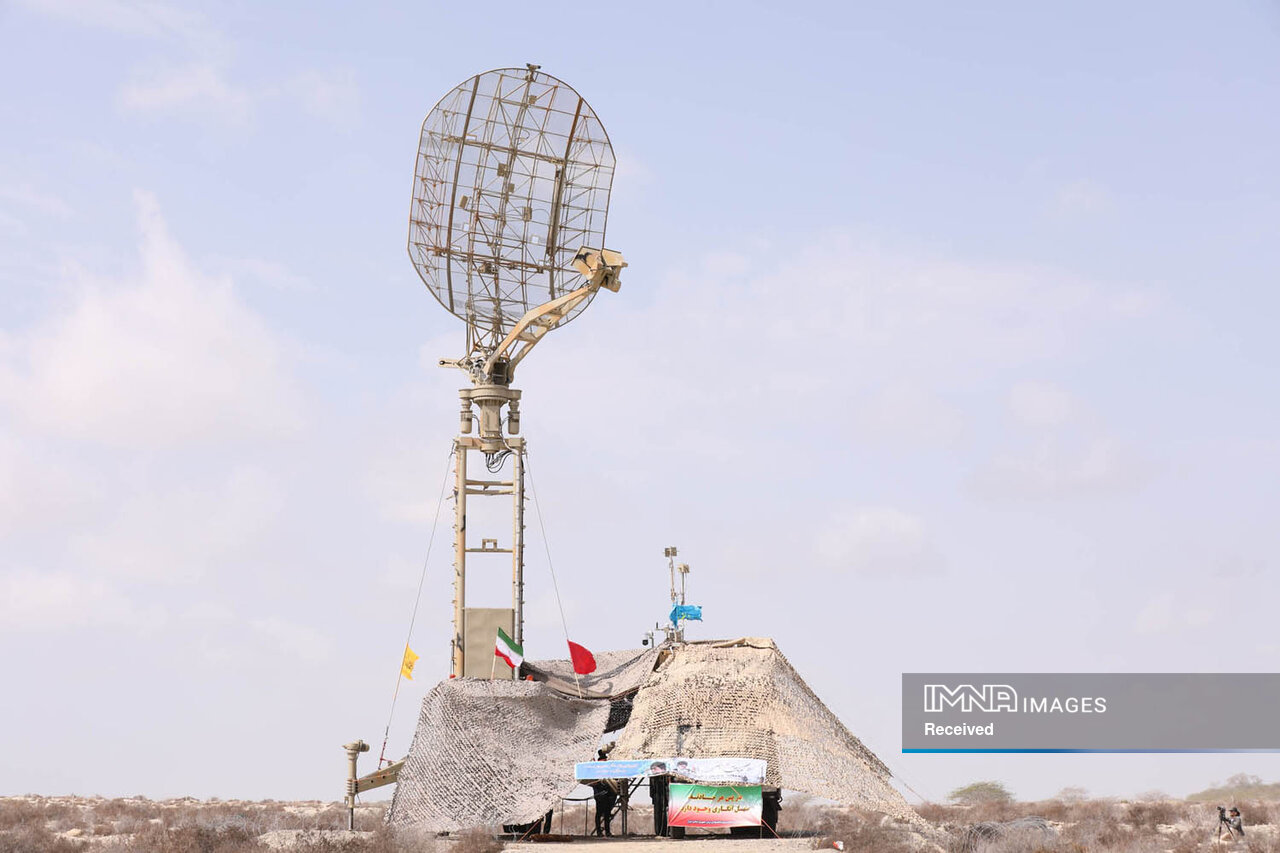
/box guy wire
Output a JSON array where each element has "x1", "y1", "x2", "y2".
[
  {"x1": 523, "y1": 449, "x2": 583, "y2": 697},
  {"x1": 378, "y1": 445, "x2": 456, "y2": 768}
]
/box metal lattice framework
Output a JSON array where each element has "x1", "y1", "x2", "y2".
[{"x1": 408, "y1": 65, "x2": 615, "y2": 343}]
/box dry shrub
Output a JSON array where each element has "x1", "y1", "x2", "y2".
[
  {"x1": 1246, "y1": 836, "x2": 1280, "y2": 853},
  {"x1": 913, "y1": 802, "x2": 956, "y2": 824},
  {"x1": 0, "y1": 799, "x2": 79, "y2": 831},
  {"x1": 163, "y1": 802, "x2": 356, "y2": 835},
  {"x1": 0, "y1": 823, "x2": 83, "y2": 853},
  {"x1": 812, "y1": 809, "x2": 918, "y2": 853},
  {"x1": 1066, "y1": 798, "x2": 1121, "y2": 824},
  {"x1": 553, "y1": 802, "x2": 591, "y2": 836},
  {"x1": 910, "y1": 801, "x2": 1052, "y2": 833},
  {"x1": 1025, "y1": 800, "x2": 1070, "y2": 822},
  {"x1": 950, "y1": 818, "x2": 1061, "y2": 853},
  {"x1": 360, "y1": 826, "x2": 436, "y2": 853},
  {"x1": 1166, "y1": 834, "x2": 1204, "y2": 853},
  {"x1": 1239, "y1": 801, "x2": 1280, "y2": 825},
  {"x1": 118, "y1": 822, "x2": 262, "y2": 853},
  {"x1": 92, "y1": 798, "x2": 156, "y2": 823},
  {"x1": 1056, "y1": 788, "x2": 1089, "y2": 805},
  {"x1": 453, "y1": 827, "x2": 504, "y2": 853},
  {"x1": 1059, "y1": 814, "x2": 1131, "y2": 851},
  {"x1": 1125, "y1": 800, "x2": 1180, "y2": 830},
  {"x1": 776, "y1": 793, "x2": 823, "y2": 835},
  {"x1": 959, "y1": 831, "x2": 1065, "y2": 853}
]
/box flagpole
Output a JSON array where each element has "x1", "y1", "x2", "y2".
[
  {"x1": 525, "y1": 454, "x2": 585, "y2": 699},
  {"x1": 381, "y1": 643, "x2": 414, "y2": 768},
  {"x1": 379, "y1": 674, "x2": 404, "y2": 767},
  {"x1": 379, "y1": 448, "x2": 455, "y2": 768}
]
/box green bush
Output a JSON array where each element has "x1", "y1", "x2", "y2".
[{"x1": 948, "y1": 781, "x2": 1015, "y2": 805}]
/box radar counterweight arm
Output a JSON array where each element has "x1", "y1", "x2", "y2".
[{"x1": 480, "y1": 248, "x2": 626, "y2": 379}]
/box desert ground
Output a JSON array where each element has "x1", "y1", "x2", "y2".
[{"x1": 3, "y1": 794, "x2": 1279, "y2": 853}]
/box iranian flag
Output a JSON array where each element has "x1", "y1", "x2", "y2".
[{"x1": 495, "y1": 627, "x2": 523, "y2": 669}]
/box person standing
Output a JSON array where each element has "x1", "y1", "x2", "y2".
[
  {"x1": 591, "y1": 751, "x2": 619, "y2": 837},
  {"x1": 761, "y1": 789, "x2": 782, "y2": 836},
  {"x1": 648, "y1": 762, "x2": 670, "y2": 837}
]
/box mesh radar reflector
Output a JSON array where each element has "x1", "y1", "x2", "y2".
[
  {"x1": 407, "y1": 64, "x2": 627, "y2": 679},
  {"x1": 408, "y1": 64, "x2": 618, "y2": 350}
]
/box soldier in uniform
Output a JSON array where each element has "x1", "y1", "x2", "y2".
[
  {"x1": 648, "y1": 761, "x2": 669, "y2": 836},
  {"x1": 592, "y1": 751, "x2": 619, "y2": 837},
  {"x1": 761, "y1": 788, "x2": 782, "y2": 836}
]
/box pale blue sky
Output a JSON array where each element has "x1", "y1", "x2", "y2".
[{"x1": 2, "y1": 0, "x2": 1279, "y2": 804}]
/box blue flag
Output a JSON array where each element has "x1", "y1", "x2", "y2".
[{"x1": 669, "y1": 604, "x2": 703, "y2": 624}]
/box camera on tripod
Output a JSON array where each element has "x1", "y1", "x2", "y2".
[{"x1": 1217, "y1": 805, "x2": 1244, "y2": 841}]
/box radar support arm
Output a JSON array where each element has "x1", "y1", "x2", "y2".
[{"x1": 481, "y1": 248, "x2": 625, "y2": 377}]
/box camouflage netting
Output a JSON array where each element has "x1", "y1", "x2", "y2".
[
  {"x1": 388, "y1": 638, "x2": 933, "y2": 838},
  {"x1": 523, "y1": 648, "x2": 658, "y2": 699},
  {"x1": 387, "y1": 678, "x2": 609, "y2": 831},
  {"x1": 612, "y1": 638, "x2": 928, "y2": 828}
]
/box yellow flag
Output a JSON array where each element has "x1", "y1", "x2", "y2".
[{"x1": 400, "y1": 645, "x2": 419, "y2": 680}]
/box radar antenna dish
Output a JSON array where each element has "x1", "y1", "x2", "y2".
[
  {"x1": 406, "y1": 64, "x2": 626, "y2": 679},
  {"x1": 409, "y1": 64, "x2": 624, "y2": 381}
]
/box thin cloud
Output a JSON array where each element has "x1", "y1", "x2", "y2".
[
  {"x1": 0, "y1": 183, "x2": 74, "y2": 218},
  {"x1": 970, "y1": 383, "x2": 1153, "y2": 501},
  {"x1": 69, "y1": 465, "x2": 286, "y2": 583},
  {"x1": 216, "y1": 257, "x2": 315, "y2": 293},
  {"x1": 853, "y1": 384, "x2": 966, "y2": 448},
  {"x1": 250, "y1": 617, "x2": 334, "y2": 665},
  {"x1": 815, "y1": 506, "x2": 943, "y2": 575},
  {"x1": 118, "y1": 63, "x2": 362, "y2": 127},
  {"x1": 529, "y1": 234, "x2": 1155, "y2": 469},
  {"x1": 969, "y1": 436, "x2": 1154, "y2": 501},
  {"x1": 1134, "y1": 591, "x2": 1215, "y2": 636},
  {"x1": 280, "y1": 68, "x2": 361, "y2": 125},
  {"x1": 1008, "y1": 381, "x2": 1076, "y2": 429},
  {"x1": 18, "y1": 0, "x2": 353, "y2": 127},
  {"x1": 14, "y1": 0, "x2": 213, "y2": 45},
  {"x1": 119, "y1": 63, "x2": 252, "y2": 123},
  {"x1": 612, "y1": 146, "x2": 656, "y2": 193},
  {"x1": 0, "y1": 190, "x2": 304, "y2": 446},
  {"x1": 1052, "y1": 179, "x2": 1114, "y2": 217},
  {"x1": 0, "y1": 570, "x2": 160, "y2": 632}
]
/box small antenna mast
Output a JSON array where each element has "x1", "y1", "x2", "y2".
[{"x1": 663, "y1": 546, "x2": 691, "y2": 645}]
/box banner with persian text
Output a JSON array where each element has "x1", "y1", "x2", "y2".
[
  {"x1": 667, "y1": 784, "x2": 762, "y2": 828},
  {"x1": 574, "y1": 757, "x2": 766, "y2": 784}
]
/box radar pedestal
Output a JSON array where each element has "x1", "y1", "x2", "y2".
[
  {"x1": 451, "y1": 371, "x2": 525, "y2": 679},
  {"x1": 439, "y1": 247, "x2": 625, "y2": 677}
]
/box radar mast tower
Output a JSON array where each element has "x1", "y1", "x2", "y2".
[{"x1": 408, "y1": 64, "x2": 625, "y2": 677}]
